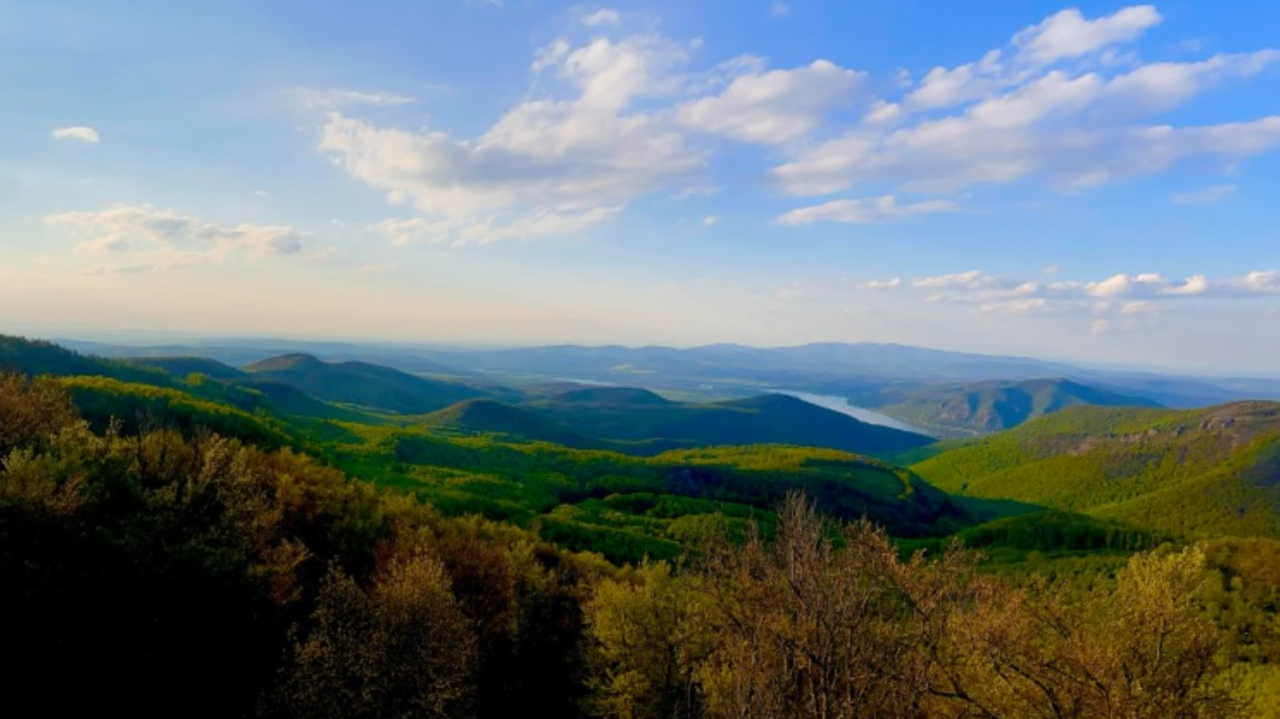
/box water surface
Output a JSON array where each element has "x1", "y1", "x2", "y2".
[{"x1": 769, "y1": 390, "x2": 937, "y2": 437}]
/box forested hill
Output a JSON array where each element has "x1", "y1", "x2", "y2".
[
  {"x1": 0, "y1": 334, "x2": 169, "y2": 384},
  {"x1": 876, "y1": 377, "x2": 1162, "y2": 438},
  {"x1": 911, "y1": 401, "x2": 1280, "y2": 538},
  {"x1": 243, "y1": 353, "x2": 490, "y2": 414},
  {"x1": 523, "y1": 388, "x2": 936, "y2": 456}
]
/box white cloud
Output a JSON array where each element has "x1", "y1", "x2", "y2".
[
  {"x1": 1171, "y1": 184, "x2": 1236, "y2": 204},
  {"x1": 773, "y1": 7, "x2": 1280, "y2": 197},
  {"x1": 778, "y1": 195, "x2": 959, "y2": 225},
  {"x1": 582, "y1": 9, "x2": 620, "y2": 27},
  {"x1": 318, "y1": 33, "x2": 708, "y2": 244},
  {"x1": 52, "y1": 126, "x2": 100, "y2": 144},
  {"x1": 677, "y1": 60, "x2": 863, "y2": 144},
  {"x1": 1012, "y1": 5, "x2": 1162, "y2": 66},
  {"x1": 866, "y1": 268, "x2": 1280, "y2": 323},
  {"x1": 702, "y1": 215, "x2": 720, "y2": 226},
  {"x1": 370, "y1": 206, "x2": 620, "y2": 246},
  {"x1": 307, "y1": 7, "x2": 1280, "y2": 244},
  {"x1": 770, "y1": 2, "x2": 791, "y2": 18},
  {"x1": 291, "y1": 88, "x2": 416, "y2": 110},
  {"x1": 44, "y1": 205, "x2": 308, "y2": 272}
]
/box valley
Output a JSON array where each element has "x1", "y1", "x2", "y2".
[{"x1": 3, "y1": 332, "x2": 1279, "y2": 717}]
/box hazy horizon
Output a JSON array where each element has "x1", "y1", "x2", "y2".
[{"x1": 8, "y1": 325, "x2": 1278, "y2": 381}]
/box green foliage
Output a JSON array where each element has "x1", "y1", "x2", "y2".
[
  {"x1": 877, "y1": 377, "x2": 1161, "y2": 438},
  {"x1": 245, "y1": 352, "x2": 488, "y2": 414},
  {"x1": 0, "y1": 382, "x2": 599, "y2": 717},
  {"x1": 0, "y1": 333, "x2": 170, "y2": 385},
  {"x1": 913, "y1": 402, "x2": 1280, "y2": 538},
  {"x1": 57, "y1": 375, "x2": 293, "y2": 448},
  {"x1": 276, "y1": 555, "x2": 477, "y2": 719},
  {"x1": 2, "y1": 375, "x2": 1276, "y2": 718}
]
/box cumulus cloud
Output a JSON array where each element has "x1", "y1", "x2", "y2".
[
  {"x1": 319, "y1": 31, "x2": 860, "y2": 244},
  {"x1": 52, "y1": 126, "x2": 100, "y2": 144},
  {"x1": 1012, "y1": 5, "x2": 1162, "y2": 66},
  {"x1": 320, "y1": 34, "x2": 702, "y2": 230},
  {"x1": 677, "y1": 60, "x2": 864, "y2": 144},
  {"x1": 309, "y1": 5, "x2": 1280, "y2": 241},
  {"x1": 44, "y1": 205, "x2": 309, "y2": 273},
  {"x1": 777, "y1": 195, "x2": 959, "y2": 225},
  {"x1": 774, "y1": 6, "x2": 1280, "y2": 197}
]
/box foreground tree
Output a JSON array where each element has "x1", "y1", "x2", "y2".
[{"x1": 276, "y1": 553, "x2": 477, "y2": 719}]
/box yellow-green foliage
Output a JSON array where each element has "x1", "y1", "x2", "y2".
[
  {"x1": 56, "y1": 374, "x2": 293, "y2": 447},
  {"x1": 914, "y1": 402, "x2": 1280, "y2": 538}
]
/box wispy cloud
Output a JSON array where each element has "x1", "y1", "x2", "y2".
[
  {"x1": 290, "y1": 88, "x2": 416, "y2": 110},
  {"x1": 45, "y1": 205, "x2": 311, "y2": 273},
  {"x1": 1171, "y1": 184, "x2": 1237, "y2": 204},
  {"x1": 581, "y1": 9, "x2": 620, "y2": 27},
  {"x1": 778, "y1": 195, "x2": 960, "y2": 225},
  {"x1": 52, "y1": 126, "x2": 100, "y2": 144}
]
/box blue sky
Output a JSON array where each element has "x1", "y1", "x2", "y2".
[{"x1": 2, "y1": 1, "x2": 1279, "y2": 374}]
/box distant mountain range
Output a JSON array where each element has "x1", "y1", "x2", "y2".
[
  {"x1": 55, "y1": 337, "x2": 1280, "y2": 410},
  {"x1": 0, "y1": 335, "x2": 933, "y2": 458}
]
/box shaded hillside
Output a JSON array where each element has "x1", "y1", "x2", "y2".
[
  {"x1": 877, "y1": 378, "x2": 1161, "y2": 438},
  {"x1": 244, "y1": 353, "x2": 490, "y2": 414},
  {"x1": 525, "y1": 388, "x2": 934, "y2": 456},
  {"x1": 912, "y1": 402, "x2": 1280, "y2": 538},
  {"x1": 421, "y1": 399, "x2": 613, "y2": 450},
  {"x1": 125, "y1": 356, "x2": 248, "y2": 380}
]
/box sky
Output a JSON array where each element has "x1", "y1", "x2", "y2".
[{"x1": 2, "y1": 1, "x2": 1279, "y2": 374}]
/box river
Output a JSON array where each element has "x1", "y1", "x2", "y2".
[{"x1": 768, "y1": 390, "x2": 937, "y2": 437}]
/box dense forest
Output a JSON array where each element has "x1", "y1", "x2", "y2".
[
  {"x1": 3, "y1": 368, "x2": 1279, "y2": 717},
  {"x1": 1, "y1": 335, "x2": 1278, "y2": 717}
]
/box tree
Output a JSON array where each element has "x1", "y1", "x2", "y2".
[{"x1": 278, "y1": 553, "x2": 477, "y2": 719}]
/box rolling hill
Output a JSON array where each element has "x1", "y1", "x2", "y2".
[
  {"x1": 911, "y1": 402, "x2": 1280, "y2": 538},
  {"x1": 124, "y1": 356, "x2": 249, "y2": 380},
  {"x1": 876, "y1": 378, "x2": 1161, "y2": 438},
  {"x1": 243, "y1": 353, "x2": 490, "y2": 414},
  {"x1": 420, "y1": 398, "x2": 612, "y2": 449},
  {"x1": 524, "y1": 387, "x2": 935, "y2": 456}
]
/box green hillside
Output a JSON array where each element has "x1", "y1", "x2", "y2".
[
  {"x1": 912, "y1": 402, "x2": 1280, "y2": 538},
  {"x1": 525, "y1": 389, "x2": 935, "y2": 456},
  {"x1": 125, "y1": 356, "x2": 249, "y2": 380},
  {"x1": 0, "y1": 334, "x2": 170, "y2": 385},
  {"x1": 877, "y1": 377, "x2": 1161, "y2": 438},
  {"x1": 244, "y1": 353, "x2": 490, "y2": 414},
  {"x1": 421, "y1": 398, "x2": 614, "y2": 449}
]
